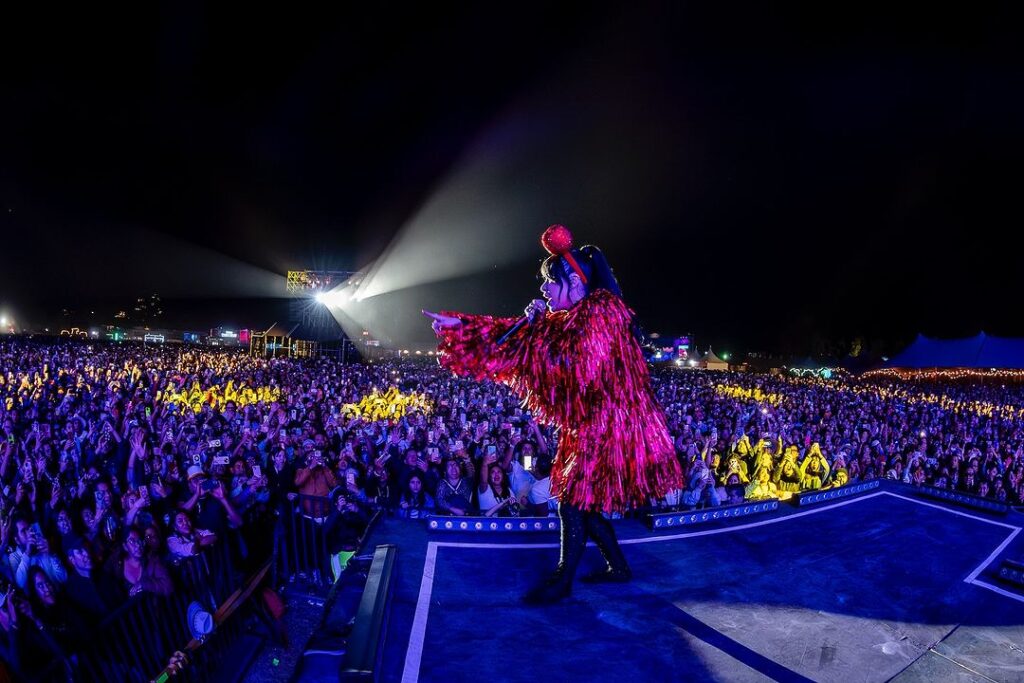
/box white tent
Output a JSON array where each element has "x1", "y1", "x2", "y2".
[{"x1": 701, "y1": 348, "x2": 729, "y2": 371}]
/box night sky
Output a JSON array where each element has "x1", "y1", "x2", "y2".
[{"x1": 2, "y1": 4, "x2": 1023, "y2": 356}]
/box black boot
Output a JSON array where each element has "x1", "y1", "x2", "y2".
[
  {"x1": 580, "y1": 511, "x2": 632, "y2": 584},
  {"x1": 523, "y1": 503, "x2": 586, "y2": 605}
]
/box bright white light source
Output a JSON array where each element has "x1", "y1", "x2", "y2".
[
  {"x1": 761, "y1": 408, "x2": 768, "y2": 415},
  {"x1": 674, "y1": 359, "x2": 683, "y2": 366},
  {"x1": 314, "y1": 292, "x2": 329, "y2": 305},
  {"x1": 688, "y1": 359, "x2": 698, "y2": 367},
  {"x1": 919, "y1": 431, "x2": 926, "y2": 438}
]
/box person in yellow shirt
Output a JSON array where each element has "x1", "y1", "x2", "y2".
[
  {"x1": 745, "y1": 467, "x2": 778, "y2": 500},
  {"x1": 800, "y1": 443, "x2": 830, "y2": 490}
]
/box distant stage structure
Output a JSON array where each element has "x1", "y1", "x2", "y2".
[{"x1": 286, "y1": 269, "x2": 362, "y2": 356}]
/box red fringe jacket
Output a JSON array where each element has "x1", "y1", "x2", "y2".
[{"x1": 435, "y1": 289, "x2": 682, "y2": 513}]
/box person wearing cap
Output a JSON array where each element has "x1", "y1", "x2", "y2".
[
  {"x1": 178, "y1": 466, "x2": 242, "y2": 536},
  {"x1": 822, "y1": 468, "x2": 850, "y2": 490}
]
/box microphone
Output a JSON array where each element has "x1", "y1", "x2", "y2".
[
  {"x1": 497, "y1": 299, "x2": 544, "y2": 345},
  {"x1": 496, "y1": 315, "x2": 529, "y2": 346}
]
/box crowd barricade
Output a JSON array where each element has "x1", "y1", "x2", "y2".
[
  {"x1": 173, "y1": 538, "x2": 240, "y2": 609},
  {"x1": 21, "y1": 532, "x2": 265, "y2": 683},
  {"x1": 149, "y1": 562, "x2": 274, "y2": 683},
  {"x1": 276, "y1": 494, "x2": 334, "y2": 585},
  {"x1": 24, "y1": 498, "x2": 353, "y2": 682}
]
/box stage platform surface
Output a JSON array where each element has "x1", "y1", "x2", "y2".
[{"x1": 366, "y1": 489, "x2": 1024, "y2": 683}]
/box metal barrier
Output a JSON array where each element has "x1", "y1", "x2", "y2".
[
  {"x1": 277, "y1": 494, "x2": 334, "y2": 585},
  {"x1": 40, "y1": 499, "x2": 331, "y2": 682},
  {"x1": 72, "y1": 543, "x2": 238, "y2": 683},
  {"x1": 9, "y1": 522, "x2": 270, "y2": 683},
  {"x1": 14, "y1": 498, "x2": 335, "y2": 683},
  {"x1": 148, "y1": 561, "x2": 274, "y2": 683}
]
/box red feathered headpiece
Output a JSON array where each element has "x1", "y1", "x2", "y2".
[{"x1": 541, "y1": 224, "x2": 587, "y2": 284}]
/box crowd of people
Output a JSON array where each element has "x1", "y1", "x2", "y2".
[
  {"x1": 654, "y1": 372, "x2": 1024, "y2": 508},
  {"x1": 1, "y1": 336, "x2": 1023, "y2": 678}
]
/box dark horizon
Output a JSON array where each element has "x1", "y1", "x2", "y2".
[{"x1": 3, "y1": 4, "x2": 1023, "y2": 356}]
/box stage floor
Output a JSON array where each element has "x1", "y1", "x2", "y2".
[{"x1": 368, "y1": 490, "x2": 1024, "y2": 683}]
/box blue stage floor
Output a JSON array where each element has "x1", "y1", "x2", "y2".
[{"x1": 368, "y1": 489, "x2": 1024, "y2": 683}]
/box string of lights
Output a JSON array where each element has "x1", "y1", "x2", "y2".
[
  {"x1": 787, "y1": 367, "x2": 848, "y2": 379},
  {"x1": 862, "y1": 367, "x2": 1024, "y2": 381}
]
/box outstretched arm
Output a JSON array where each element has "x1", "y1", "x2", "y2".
[
  {"x1": 429, "y1": 290, "x2": 635, "y2": 428},
  {"x1": 424, "y1": 309, "x2": 527, "y2": 383}
]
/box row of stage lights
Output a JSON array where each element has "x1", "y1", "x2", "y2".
[
  {"x1": 428, "y1": 517, "x2": 561, "y2": 532},
  {"x1": 423, "y1": 482, "x2": 1002, "y2": 540}
]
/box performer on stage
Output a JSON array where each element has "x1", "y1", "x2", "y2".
[{"x1": 423, "y1": 224, "x2": 682, "y2": 604}]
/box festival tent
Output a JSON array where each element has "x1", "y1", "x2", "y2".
[
  {"x1": 701, "y1": 348, "x2": 730, "y2": 371},
  {"x1": 886, "y1": 332, "x2": 1024, "y2": 369}
]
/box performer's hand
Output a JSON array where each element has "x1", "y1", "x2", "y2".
[
  {"x1": 422, "y1": 310, "x2": 461, "y2": 334},
  {"x1": 524, "y1": 299, "x2": 547, "y2": 323}
]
